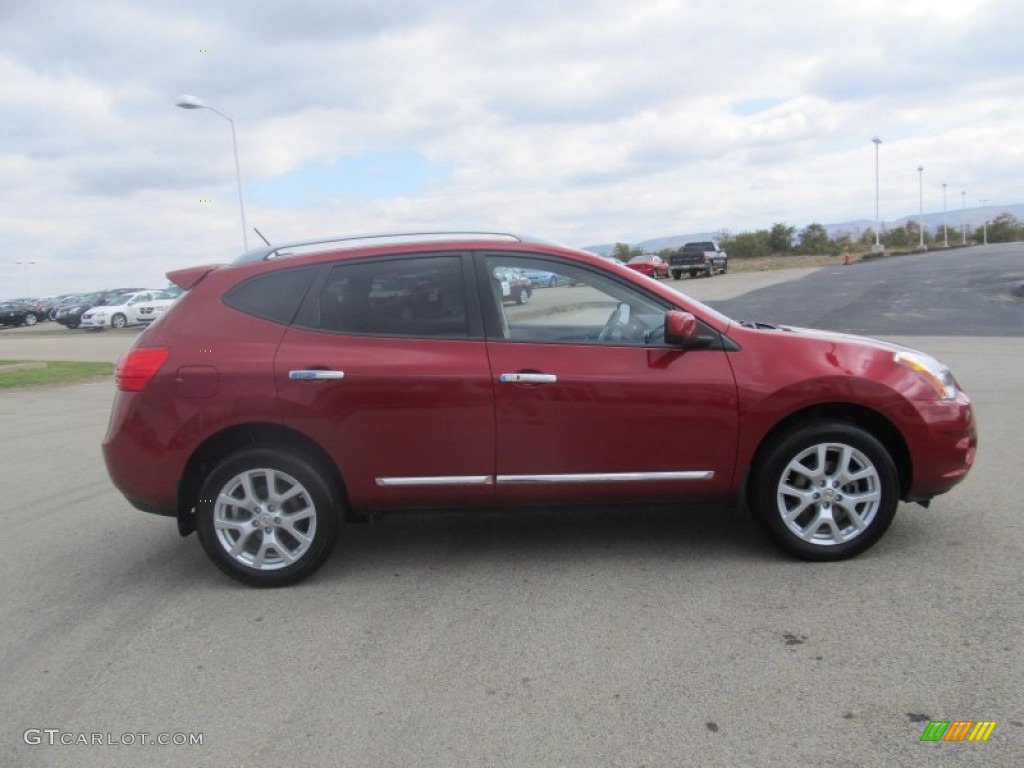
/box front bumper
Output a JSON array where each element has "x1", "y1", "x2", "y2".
[{"x1": 894, "y1": 393, "x2": 977, "y2": 501}]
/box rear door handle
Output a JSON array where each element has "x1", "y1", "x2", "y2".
[
  {"x1": 289, "y1": 370, "x2": 346, "y2": 381},
  {"x1": 499, "y1": 373, "x2": 557, "y2": 384}
]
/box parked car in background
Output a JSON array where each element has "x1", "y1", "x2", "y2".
[
  {"x1": 49, "y1": 295, "x2": 81, "y2": 320},
  {"x1": 494, "y1": 266, "x2": 533, "y2": 304},
  {"x1": 626, "y1": 253, "x2": 670, "y2": 279},
  {"x1": 80, "y1": 290, "x2": 163, "y2": 330},
  {"x1": 0, "y1": 301, "x2": 40, "y2": 327},
  {"x1": 520, "y1": 268, "x2": 571, "y2": 288},
  {"x1": 102, "y1": 231, "x2": 976, "y2": 587},
  {"x1": 133, "y1": 287, "x2": 183, "y2": 323},
  {"x1": 669, "y1": 241, "x2": 728, "y2": 279},
  {"x1": 55, "y1": 289, "x2": 145, "y2": 329}
]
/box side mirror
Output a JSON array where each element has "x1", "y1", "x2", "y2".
[{"x1": 665, "y1": 310, "x2": 700, "y2": 346}]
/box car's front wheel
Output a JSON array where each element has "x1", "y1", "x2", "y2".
[
  {"x1": 515, "y1": 287, "x2": 530, "y2": 305},
  {"x1": 23, "y1": 313, "x2": 37, "y2": 326},
  {"x1": 195, "y1": 448, "x2": 340, "y2": 587},
  {"x1": 749, "y1": 423, "x2": 898, "y2": 561},
  {"x1": 111, "y1": 313, "x2": 127, "y2": 329}
]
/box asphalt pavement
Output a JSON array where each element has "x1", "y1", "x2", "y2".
[{"x1": 1, "y1": 251, "x2": 1021, "y2": 767}]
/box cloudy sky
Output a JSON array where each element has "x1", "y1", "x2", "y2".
[{"x1": 2, "y1": 0, "x2": 1021, "y2": 297}]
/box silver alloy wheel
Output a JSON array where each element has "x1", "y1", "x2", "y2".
[
  {"x1": 213, "y1": 467, "x2": 318, "y2": 570},
  {"x1": 776, "y1": 442, "x2": 882, "y2": 546},
  {"x1": 111, "y1": 313, "x2": 126, "y2": 328},
  {"x1": 24, "y1": 313, "x2": 37, "y2": 326}
]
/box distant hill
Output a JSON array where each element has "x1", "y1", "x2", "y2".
[{"x1": 582, "y1": 204, "x2": 1024, "y2": 255}]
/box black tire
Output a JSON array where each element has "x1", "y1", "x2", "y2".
[
  {"x1": 749, "y1": 423, "x2": 898, "y2": 561},
  {"x1": 689, "y1": 270, "x2": 698, "y2": 279},
  {"x1": 195, "y1": 448, "x2": 340, "y2": 587},
  {"x1": 23, "y1": 313, "x2": 38, "y2": 326},
  {"x1": 706, "y1": 265, "x2": 715, "y2": 277},
  {"x1": 548, "y1": 276, "x2": 557, "y2": 288},
  {"x1": 722, "y1": 260, "x2": 728, "y2": 274},
  {"x1": 515, "y1": 287, "x2": 529, "y2": 305},
  {"x1": 111, "y1": 313, "x2": 127, "y2": 329},
  {"x1": 672, "y1": 271, "x2": 681, "y2": 280},
  {"x1": 66, "y1": 321, "x2": 79, "y2": 329}
]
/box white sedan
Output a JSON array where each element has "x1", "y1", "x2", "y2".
[
  {"x1": 133, "y1": 288, "x2": 182, "y2": 323},
  {"x1": 80, "y1": 291, "x2": 162, "y2": 329}
]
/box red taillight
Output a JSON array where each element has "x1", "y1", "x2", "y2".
[{"x1": 116, "y1": 348, "x2": 170, "y2": 391}]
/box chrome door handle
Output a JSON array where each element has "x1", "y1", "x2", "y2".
[
  {"x1": 499, "y1": 373, "x2": 557, "y2": 384},
  {"x1": 288, "y1": 370, "x2": 346, "y2": 380}
]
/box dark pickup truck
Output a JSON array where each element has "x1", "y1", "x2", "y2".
[{"x1": 668, "y1": 241, "x2": 728, "y2": 279}]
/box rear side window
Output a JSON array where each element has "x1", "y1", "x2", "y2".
[
  {"x1": 316, "y1": 255, "x2": 468, "y2": 337},
  {"x1": 223, "y1": 266, "x2": 318, "y2": 324}
]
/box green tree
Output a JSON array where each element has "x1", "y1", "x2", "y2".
[
  {"x1": 796, "y1": 223, "x2": 838, "y2": 255},
  {"x1": 768, "y1": 223, "x2": 795, "y2": 253},
  {"x1": 986, "y1": 212, "x2": 1022, "y2": 243},
  {"x1": 612, "y1": 242, "x2": 641, "y2": 261},
  {"x1": 727, "y1": 230, "x2": 772, "y2": 259},
  {"x1": 882, "y1": 224, "x2": 909, "y2": 249}
]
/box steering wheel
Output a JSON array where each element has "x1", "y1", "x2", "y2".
[{"x1": 598, "y1": 302, "x2": 632, "y2": 341}]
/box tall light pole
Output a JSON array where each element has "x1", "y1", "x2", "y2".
[
  {"x1": 942, "y1": 183, "x2": 948, "y2": 247},
  {"x1": 15, "y1": 260, "x2": 37, "y2": 296},
  {"x1": 961, "y1": 190, "x2": 967, "y2": 245},
  {"x1": 917, "y1": 166, "x2": 926, "y2": 250},
  {"x1": 871, "y1": 137, "x2": 883, "y2": 252},
  {"x1": 176, "y1": 94, "x2": 249, "y2": 251},
  {"x1": 979, "y1": 198, "x2": 989, "y2": 245}
]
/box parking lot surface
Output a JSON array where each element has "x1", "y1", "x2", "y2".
[{"x1": 1, "y1": 256, "x2": 1021, "y2": 767}]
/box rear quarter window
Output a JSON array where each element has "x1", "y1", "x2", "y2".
[{"x1": 223, "y1": 266, "x2": 318, "y2": 324}]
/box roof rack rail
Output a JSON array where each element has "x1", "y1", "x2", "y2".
[{"x1": 231, "y1": 231, "x2": 567, "y2": 265}]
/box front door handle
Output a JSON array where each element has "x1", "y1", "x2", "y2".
[
  {"x1": 499, "y1": 373, "x2": 557, "y2": 384},
  {"x1": 289, "y1": 370, "x2": 346, "y2": 381}
]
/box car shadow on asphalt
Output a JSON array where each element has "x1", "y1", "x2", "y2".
[{"x1": 317, "y1": 501, "x2": 780, "y2": 582}]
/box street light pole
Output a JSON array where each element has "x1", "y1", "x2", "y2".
[
  {"x1": 942, "y1": 183, "x2": 948, "y2": 247},
  {"x1": 917, "y1": 166, "x2": 925, "y2": 250},
  {"x1": 176, "y1": 95, "x2": 249, "y2": 251},
  {"x1": 871, "y1": 137, "x2": 883, "y2": 252},
  {"x1": 961, "y1": 190, "x2": 967, "y2": 245},
  {"x1": 979, "y1": 199, "x2": 989, "y2": 245},
  {"x1": 15, "y1": 260, "x2": 36, "y2": 296}
]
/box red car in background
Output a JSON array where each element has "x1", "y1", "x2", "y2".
[
  {"x1": 626, "y1": 253, "x2": 670, "y2": 279},
  {"x1": 102, "y1": 232, "x2": 976, "y2": 586}
]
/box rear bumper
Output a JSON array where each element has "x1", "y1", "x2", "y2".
[{"x1": 102, "y1": 390, "x2": 186, "y2": 517}]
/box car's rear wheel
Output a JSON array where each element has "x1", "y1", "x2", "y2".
[
  {"x1": 515, "y1": 287, "x2": 530, "y2": 305},
  {"x1": 195, "y1": 448, "x2": 340, "y2": 587},
  {"x1": 749, "y1": 423, "x2": 898, "y2": 561},
  {"x1": 111, "y1": 313, "x2": 127, "y2": 329},
  {"x1": 672, "y1": 271, "x2": 681, "y2": 280},
  {"x1": 689, "y1": 270, "x2": 698, "y2": 278}
]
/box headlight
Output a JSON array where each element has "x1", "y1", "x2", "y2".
[{"x1": 893, "y1": 351, "x2": 957, "y2": 399}]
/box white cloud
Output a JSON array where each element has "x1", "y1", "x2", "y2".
[{"x1": 0, "y1": 0, "x2": 1022, "y2": 296}]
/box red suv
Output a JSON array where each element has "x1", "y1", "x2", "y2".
[{"x1": 102, "y1": 232, "x2": 976, "y2": 586}]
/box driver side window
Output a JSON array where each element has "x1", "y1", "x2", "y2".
[{"x1": 484, "y1": 255, "x2": 669, "y2": 346}]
